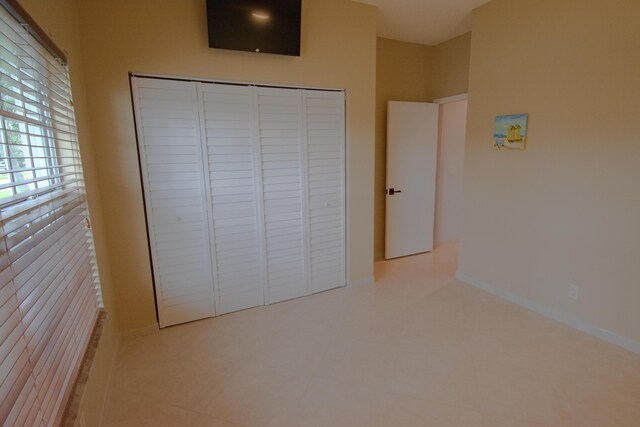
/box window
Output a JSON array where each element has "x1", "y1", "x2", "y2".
[{"x1": 0, "y1": 4, "x2": 102, "y2": 426}]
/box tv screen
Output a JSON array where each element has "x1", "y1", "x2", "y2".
[{"x1": 206, "y1": 0, "x2": 302, "y2": 56}]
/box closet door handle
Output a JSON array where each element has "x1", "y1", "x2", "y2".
[{"x1": 387, "y1": 188, "x2": 402, "y2": 195}]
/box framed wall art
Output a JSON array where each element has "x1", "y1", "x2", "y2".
[{"x1": 493, "y1": 114, "x2": 528, "y2": 150}]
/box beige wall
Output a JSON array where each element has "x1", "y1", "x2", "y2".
[
  {"x1": 375, "y1": 38, "x2": 434, "y2": 259},
  {"x1": 18, "y1": 0, "x2": 120, "y2": 425},
  {"x1": 460, "y1": 0, "x2": 640, "y2": 344},
  {"x1": 75, "y1": 0, "x2": 377, "y2": 330},
  {"x1": 374, "y1": 35, "x2": 471, "y2": 259},
  {"x1": 433, "y1": 32, "x2": 471, "y2": 100}
]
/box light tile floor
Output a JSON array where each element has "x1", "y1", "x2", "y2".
[{"x1": 102, "y1": 244, "x2": 640, "y2": 426}]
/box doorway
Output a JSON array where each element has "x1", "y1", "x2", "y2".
[
  {"x1": 434, "y1": 94, "x2": 467, "y2": 246},
  {"x1": 383, "y1": 95, "x2": 467, "y2": 259}
]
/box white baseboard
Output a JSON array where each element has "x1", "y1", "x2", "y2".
[
  {"x1": 348, "y1": 275, "x2": 375, "y2": 287},
  {"x1": 120, "y1": 323, "x2": 159, "y2": 340},
  {"x1": 435, "y1": 239, "x2": 459, "y2": 247},
  {"x1": 456, "y1": 271, "x2": 640, "y2": 356}
]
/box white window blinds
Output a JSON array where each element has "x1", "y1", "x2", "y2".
[{"x1": 0, "y1": 5, "x2": 102, "y2": 427}]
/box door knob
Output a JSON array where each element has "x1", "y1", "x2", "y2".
[{"x1": 387, "y1": 188, "x2": 402, "y2": 195}]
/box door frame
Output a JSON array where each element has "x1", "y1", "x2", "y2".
[{"x1": 433, "y1": 93, "x2": 468, "y2": 105}]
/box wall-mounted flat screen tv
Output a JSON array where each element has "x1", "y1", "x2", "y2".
[{"x1": 206, "y1": 0, "x2": 302, "y2": 56}]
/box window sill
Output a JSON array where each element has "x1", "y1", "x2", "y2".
[{"x1": 62, "y1": 309, "x2": 108, "y2": 427}]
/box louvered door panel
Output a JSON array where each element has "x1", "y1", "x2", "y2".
[
  {"x1": 198, "y1": 83, "x2": 264, "y2": 315},
  {"x1": 304, "y1": 91, "x2": 346, "y2": 293},
  {"x1": 132, "y1": 78, "x2": 215, "y2": 327},
  {"x1": 257, "y1": 87, "x2": 308, "y2": 304}
]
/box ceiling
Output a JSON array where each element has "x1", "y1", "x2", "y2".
[{"x1": 355, "y1": 0, "x2": 491, "y2": 46}]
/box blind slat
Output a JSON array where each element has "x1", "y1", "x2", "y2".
[
  {"x1": 0, "y1": 179, "x2": 81, "y2": 211},
  {"x1": 3, "y1": 379, "x2": 43, "y2": 427},
  {"x1": 0, "y1": 186, "x2": 81, "y2": 222}
]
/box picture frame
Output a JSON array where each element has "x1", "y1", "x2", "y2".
[{"x1": 493, "y1": 114, "x2": 528, "y2": 150}]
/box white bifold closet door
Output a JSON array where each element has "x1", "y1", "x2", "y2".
[
  {"x1": 198, "y1": 83, "x2": 266, "y2": 315},
  {"x1": 132, "y1": 78, "x2": 216, "y2": 327},
  {"x1": 257, "y1": 87, "x2": 308, "y2": 304},
  {"x1": 133, "y1": 77, "x2": 346, "y2": 327},
  {"x1": 304, "y1": 90, "x2": 346, "y2": 294}
]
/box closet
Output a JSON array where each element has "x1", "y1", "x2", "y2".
[{"x1": 131, "y1": 76, "x2": 346, "y2": 327}]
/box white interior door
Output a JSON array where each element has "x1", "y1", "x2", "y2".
[
  {"x1": 132, "y1": 77, "x2": 216, "y2": 327},
  {"x1": 385, "y1": 101, "x2": 439, "y2": 259}
]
